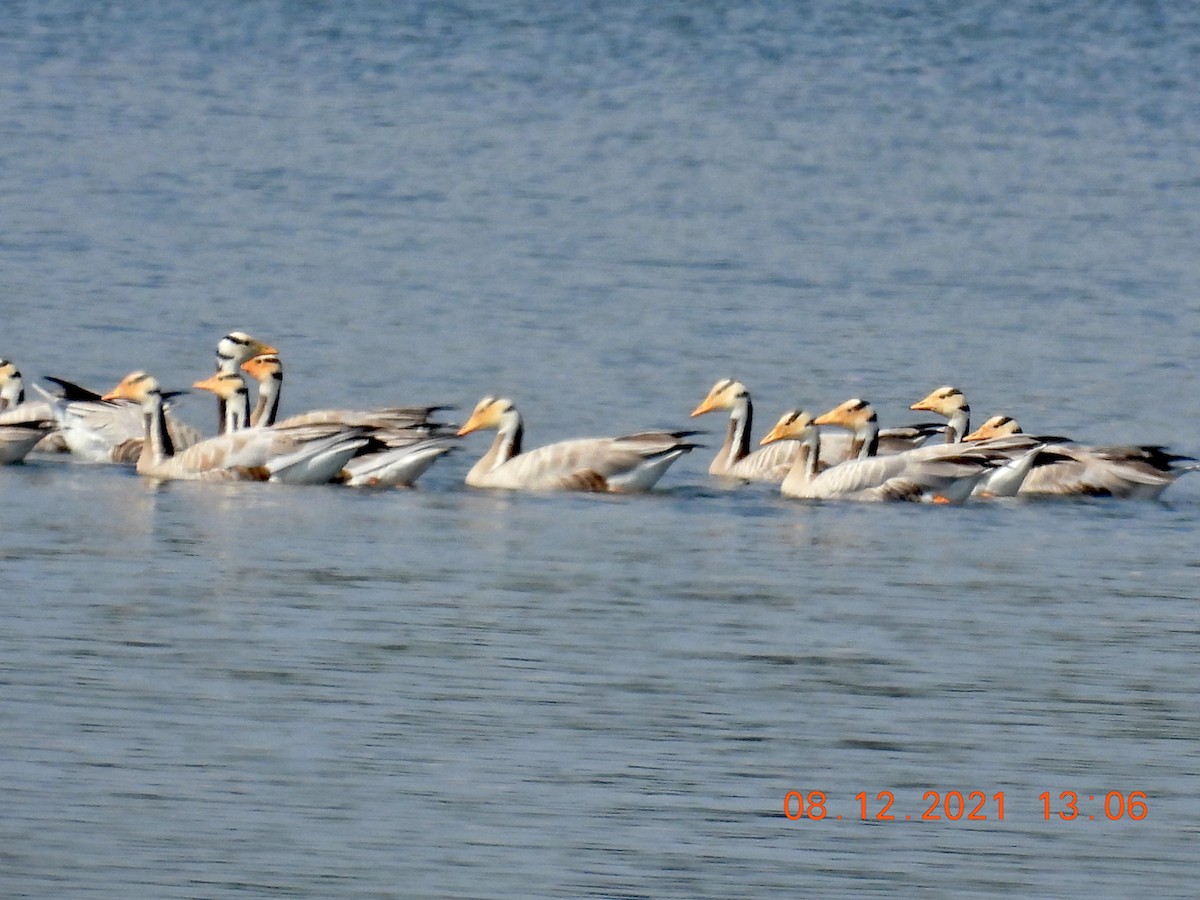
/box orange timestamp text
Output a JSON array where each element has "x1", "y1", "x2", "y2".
[{"x1": 784, "y1": 790, "x2": 1148, "y2": 822}]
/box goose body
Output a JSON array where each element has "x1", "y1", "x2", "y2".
[
  {"x1": 236, "y1": 355, "x2": 455, "y2": 487},
  {"x1": 768, "y1": 398, "x2": 1003, "y2": 502},
  {"x1": 689, "y1": 379, "x2": 799, "y2": 481},
  {"x1": 457, "y1": 396, "x2": 696, "y2": 492},
  {"x1": 965, "y1": 415, "x2": 1198, "y2": 499},
  {"x1": 106, "y1": 372, "x2": 369, "y2": 484},
  {"x1": 690, "y1": 378, "x2": 942, "y2": 482},
  {"x1": 35, "y1": 376, "x2": 204, "y2": 464}
]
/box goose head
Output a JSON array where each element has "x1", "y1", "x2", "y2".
[
  {"x1": 241, "y1": 353, "x2": 283, "y2": 385},
  {"x1": 102, "y1": 371, "x2": 162, "y2": 406},
  {"x1": 813, "y1": 398, "x2": 876, "y2": 431},
  {"x1": 760, "y1": 409, "x2": 816, "y2": 445},
  {"x1": 456, "y1": 396, "x2": 518, "y2": 436},
  {"x1": 192, "y1": 371, "x2": 251, "y2": 402},
  {"x1": 215, "y1": 331, "x2": 278, "y2": 373},
  {"x1": 964, "y1": 415, "x2": 1022, "y2": 442},
  {"x1": 911, "y1": 385, "x2": 967, "y2": 417},
  {"x1": 690, "y1": 379, "x2": 749, "y2": 417}
]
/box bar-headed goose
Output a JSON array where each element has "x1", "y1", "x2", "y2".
[
  {"x1": 690, "y1": 379, "x2": 942, "y2": 481},
  {"x1": 195, "y1": 369, "x2": 454, "y2": 488},
  {"x1": 0, "y1": 360, "x2": 56, "y2": 464},
  {"x1": 965, "y1": 415, "x2": 1199, "y2": 499},
  {"x1": 760, "y1": 408, "x2": 998, "y2": 502},
  {"x1": 689, "y1": 379, "x2": 799, "y2": 481},
  {"x1": 239, "y1": 353, "x2": 445, "y2": 432},
  {"x1": 213, "y1": 331, "x2": 278, "y2": 433},
  {"x1": 457, "y1": 396, "x2": 697, "y2": 492},
  {"x1": 105, "y1": 371, "x2": 369, "y2": 484}
]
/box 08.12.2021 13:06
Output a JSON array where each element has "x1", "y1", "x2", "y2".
[{"x1": 783, "y1": 790, "x2": 1149, "y2": 822}]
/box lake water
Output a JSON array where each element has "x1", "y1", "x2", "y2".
[{"x1": 2, "y1": 2, "x2": 1199, "y2": 897}]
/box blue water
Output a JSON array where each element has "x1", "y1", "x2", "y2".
[{"x1": 2, "y1": 2, "x2": 1199, "y2": 897}]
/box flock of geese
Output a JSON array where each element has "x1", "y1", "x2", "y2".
[{"x1": 2, "y1": 331, "x2": 1198, "y2": 502}]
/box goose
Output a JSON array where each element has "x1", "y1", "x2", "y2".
[
  {"x1": 811, "y1": 397, "x2": 1015, "y2": 501},
  {"x1": 907, "y1": 386, "x2": 1055, "y2": 497},
  {"x1": 35, "y1": 375, "x2": 204, "y2": 464},
  {"x1": 965, "y1": 415, "x2": 1199, "y2": 499},
  {"x1": 104, "y1": 371, "x2": 370, "y2": 484},
  {"x1": 0, "y1": 362, "x2": 56, "y2": 465},
  {"x1": 690, "y1": 379, "x2": 943, "y2": 481},
  {"x1": 240, "y1": 353, "x2": 445, "y2": 432},
  {"x1": 456, "y1": 396, "x2": 697, "y2": 492},
  {"x1": 688, "y1": 379, "x2": 799, "y2": 481},
  {"x1": 213, "y1": 331, "x2": 278, "y2": 433},
  {"x1": 760, "y1": 407, "x2": 998, "y2": 502},
  {"x1": 194, "y1": 370, "x2": 454, "y2": 488}
]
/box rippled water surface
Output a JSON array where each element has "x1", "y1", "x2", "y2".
[{"x1": 3, "y1": 2, "x2": 1200, "y2": 897}]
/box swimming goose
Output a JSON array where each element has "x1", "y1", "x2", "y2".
[
  {"x1": 907, "y1": 386, "x2": 1055, "y2": 496},
  {"x1": 240, "y1": 353, "x2": 445, "y2": 432},
  {"x1": 194, "y1": 370, "x2": 454, "y2": 488},
  {"x1": 456, "y1": 396, "x2": 697, "y2": 492},
  {"x1": 0, "y1": 362, "x2": 56, "y2": 464},
  {"x1": 760, "y1": 408, "x2": 998, "y2": 502},
  {"x1": 811, "y1": 397, "x2": 1016, "y2": 501},
  {"x1": 213, "y1": 331, "x2": 278, "y2": 433},
  {"x1": 689, "y1": 379, "x2": 942, "y2": 481},
  {"x1": 688, "y1": 379, "x2": 799, "y2": 481},
  {"x1": 35, "y1": 375, "x2": 204, "y2": 464},
  {"x1": 965, "y1": 415, "x2": 1198, "y2": 499},
  {"x1": 104, "y1": 371, "x2": 370, "y2": 484}
]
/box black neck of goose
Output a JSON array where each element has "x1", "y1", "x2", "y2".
[
  {"x1": 850, "y1": 414, "x2": 880, "y2": 459},
  {"x1": 495, "y1": 411, "x2": 523, "y2": 464},
  {"x1": 946, "y1": 405, "x2": 970, "y2": 443},
  {"x1": 227, "y1": 390, "x2": 250, "y2": 432},
  {"x1": 801, "y1": 426, "x2": 821, "y2": 480},
  {"x1": 252, "y1": 372, "x2": 281, "y2": 427},
  {"x1": 144, "y1": 392, "x2": 175, "y2": 461},
  {"x1": 726, "y1": 395, "x2": 752, "y2": 465}
]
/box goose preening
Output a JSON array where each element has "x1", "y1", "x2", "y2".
[
  {"x1": 104, "y1": 371, "x2": 370, "y2": 484},
  {"x1": 456, "y1": 396, "x2": 697, "y2": 492},
  {"x1": 193, "y1": 370, "x2": 454, "y2": 488},
  {"x1": 965, "y1": 415, "x2": 1199, "y2": 499}
]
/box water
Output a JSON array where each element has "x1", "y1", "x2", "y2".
[{"x1": 3, "y1": 1, "x2": 1200, "y2": 897}]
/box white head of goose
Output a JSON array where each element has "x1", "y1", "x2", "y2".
[
  {"x1": 689, "y1": 378, "x2": 798, "y2": 481},
  {"x1": 456, "y1": 396, "x2": 697, "y2": 492},
  {"x1": 911, "y1": 386, "x2": 970, "y2": 443}
]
